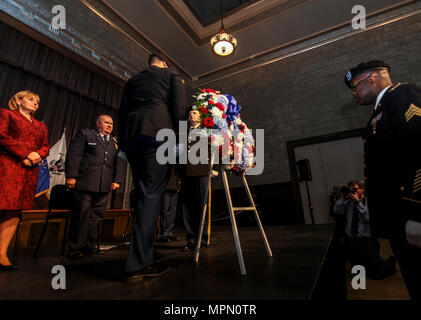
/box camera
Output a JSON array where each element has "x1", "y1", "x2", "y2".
[{"x1": 340, "y1": 186, "x2": 354, "y2": 195}]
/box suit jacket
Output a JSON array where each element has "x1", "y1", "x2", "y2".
[
  {"x1": 118, "y1": 66, "x2": 189, "y2": 146},
  {"x1": 363, "y1": 83, "x2": 421, "y2": 238},
  {"x1": 65, "y1": 129, "x2": 125, "y2": 193}
]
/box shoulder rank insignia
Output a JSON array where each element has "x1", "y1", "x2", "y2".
[
  {"x1": 388, "y1": 82, "x2": 404, "y2": 93},
  {"x1": 405, "y1": 103, "x2": 421, "y2": 122},
  {"x1": 412, "y1": 169, "x2": 421, "y2": 193}
]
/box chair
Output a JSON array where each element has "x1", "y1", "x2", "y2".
[
  {"x1": 33, "y1": 184, "x2": 76, "y2": 259},
  {"x1": 122, "y1": 189, "x2": 135, "y2": 241}
]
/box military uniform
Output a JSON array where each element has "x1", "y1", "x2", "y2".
[
  {"x1": 119, "y1": 61, "x2": 188, "y2": 274},
  {"x1": 65, "y1": 128, "x2": 125, "y2": 253},
  {"x1": 179, "y1": 126, "x2": 217, "y2": 250},
  {"x1": 361, "y1": 82, "x2": 421, "y2": 299},
  {"x1": 346, "y1": 59, "x2": 421, "y2": 299},
  {"x1": 362, "y1": 83, "x2": 421, "y2": 237}
]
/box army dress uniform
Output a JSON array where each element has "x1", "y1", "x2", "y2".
[
  {"x1": 179, "y1": 125, "x2": 218, "y2": 250},
  {"x1": 65, "y1": 129, "x2": 125, "y2": 253},
  {"x1": 362, "y1": 82, "x2": 421, "y2": 299}
]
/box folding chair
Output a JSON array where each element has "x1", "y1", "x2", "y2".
[{"x1": 33, "y1": 185, "x2": 76, "y2": 259}]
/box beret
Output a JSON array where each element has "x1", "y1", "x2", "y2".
[{"x1": 345, "y1": 60, "x2": 390, "y2": 87}]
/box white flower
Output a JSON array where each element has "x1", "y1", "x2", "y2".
[
  {"x1": 197, "y1": 93, "x2": 207, "y2": 101},
  {"x1": 211, "y1": 107, "x2": 223, "y2": 119}
]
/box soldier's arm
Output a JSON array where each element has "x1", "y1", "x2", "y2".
[
  {"x1": 170, "y1": 73, "x2": 189, "y2": 131},
  {"x1": 112, "y1": 150, "x2": 126, "y2": 185}
]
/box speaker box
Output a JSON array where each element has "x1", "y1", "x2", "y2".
[{"x1": 296, "y1": 159, "x2": 312, "y2": 182}]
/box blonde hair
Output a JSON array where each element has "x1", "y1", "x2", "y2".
[{"x1": 8, "y1": 91, "x2": 40, "y2": 112}]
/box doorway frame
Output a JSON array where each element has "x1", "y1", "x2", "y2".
[{"x1": 286, "y1": 128, "x2": 364, "y2": 224}]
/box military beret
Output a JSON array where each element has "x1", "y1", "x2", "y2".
[{"x1": 344, "y1": 60, "x2": 390, "y2": 88}]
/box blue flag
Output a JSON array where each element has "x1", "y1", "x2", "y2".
[{"x1": 36, "y1": 158, "x2": 50, "y2": 197}]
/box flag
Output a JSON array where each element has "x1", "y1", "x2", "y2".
[
  {"x1": 35, "y1": 158, "x2": 50, "y2": 197},
  {"x1": 46, "y1": 131, "x2": 67, "y2": 197}
]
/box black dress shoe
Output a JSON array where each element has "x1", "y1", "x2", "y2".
[
  {"x1": 156, "y1": 236, "x2": 170, "y2": 242},
  {"x1": 183, "y1": 243, "x2": 195, "y2": 252},
  {"x1": 66, "y1": 251, "x2": 85, "y2": 259},
  {"x1": 125, "y1": 261, "x2": 171, "y2": 283},
  {"x1": 81, "y1": 247, "x2": 104, "y2": 256},
  {"x1": 0, "y1": 263, "x2": 19, "y2": 271},
  {"x1": 154, "y1": 251, "x2": 165, "y2": 262}
]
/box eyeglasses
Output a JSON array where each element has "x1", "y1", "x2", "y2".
[{"x1": 350, "y1": 73, "x2": 373, "y2": 91}]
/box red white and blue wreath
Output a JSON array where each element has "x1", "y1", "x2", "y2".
[{"x1": 191, "y1": 88, "x2": 255, "y2": 175}]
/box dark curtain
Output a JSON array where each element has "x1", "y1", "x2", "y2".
[
  {"x1": 0, "y1": 21, "x2": 124, "y2": 146},
  {"x1": 0, "y1": 21, "x2": 127, "y2": 209}
]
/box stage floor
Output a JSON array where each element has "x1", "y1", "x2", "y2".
[{"x1": 0, "y1": 224, "x2": 333, "y2": 300}]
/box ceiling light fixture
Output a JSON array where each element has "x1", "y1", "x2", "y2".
[{"x1": 210, "y1": 0, "x2": 237, "y2": 57}]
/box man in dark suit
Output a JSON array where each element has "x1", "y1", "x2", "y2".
[
  {"x1": 345, "y1": 60, "x2": 421, "y2": 299},
  {"x1": 118, "y1": 54, "x2": 188, "y2": 281},
  {"x1": 66, "y1": 114, "x2": 125, "y2": 257},
  {"x1": 157, "y1": 167, "x2": 181, "y2": 242}
]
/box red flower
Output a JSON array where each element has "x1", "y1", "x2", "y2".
[
  {"x1": 215, "y1": 102, "x2": 224, "y2": 111},
  {"x1": 208, "y1": 100, "x2": 215, "y2": 105},
  {"x1": 203, "y1": 117, "x2": 215, "y2": 128},
  {"x1": 201, "y1": 107, "x2": 209, "y2": 114},
  {"x1": 206, "y1": 89, "x2": 216, "y2": 93},
  {"x1": 222, "y1": 114, "x2": 226, "y2": 119}
]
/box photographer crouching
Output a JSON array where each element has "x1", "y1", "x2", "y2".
[{"x1": 334, "y1": 180, "x2": 396, "y2": 280}]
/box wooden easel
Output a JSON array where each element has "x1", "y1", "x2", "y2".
[{"x1": 194, "y1": 154, "x2": 273, "y2": 276}]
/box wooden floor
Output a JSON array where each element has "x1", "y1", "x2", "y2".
[
  {"x1": 0, "y1": 225, "x2": 333, "y2": 300},
  {"x1": 346, "y1": 239, "x2": 410, "y2": 300},
  {"x1": 1, "y1": 224, "x2": 411, "y2": 301}
]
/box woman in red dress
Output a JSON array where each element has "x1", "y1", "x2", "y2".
[{"x1": 0, "y1": 91, "x2": 49, "y2": 270}]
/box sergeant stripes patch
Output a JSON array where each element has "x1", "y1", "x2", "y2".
[
  {"x1": 405, "y1": 103, "x2": 421, "y2": 122},
  {"x1": 413, "y1": 169, "x2": 421, "y2": 193}
]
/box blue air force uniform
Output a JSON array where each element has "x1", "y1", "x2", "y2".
[{"x1": 65, "y1": 129, "x2": 125, "y2": 252}]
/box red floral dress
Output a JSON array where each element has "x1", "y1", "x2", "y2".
[{"x1": 0, "y1": 108, "x2": 50, "y2": 210}]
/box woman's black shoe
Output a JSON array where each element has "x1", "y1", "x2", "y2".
[{"x1": 0, "y1": 263, "x2": 19, "y2": 271}]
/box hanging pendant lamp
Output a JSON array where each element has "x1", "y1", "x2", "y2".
[{"x1": 210, "y1": 0, "x2": 237, "y2": 57}]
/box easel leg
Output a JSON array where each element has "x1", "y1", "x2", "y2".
[
  {"x1": 207, "y1": 179, "x2": 211, "y2": 245},
  {"x1": 222, "y1": 169, "x2": 246, "y2": 276},
  {"x1": 194, "y1": 174, "x2": 212, "y2": 262},
  {"x1": 241, "y1": 175, "x2": 273, "y2": 257}
]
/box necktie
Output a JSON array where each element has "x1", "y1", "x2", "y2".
[
  {"x1": 351, "y1": 202, "x2": 359, "y2": 236},
  {"x1": 103, "y1": 135, "x2": 109, "y2": 145}
]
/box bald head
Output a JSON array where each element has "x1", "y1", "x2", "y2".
[{"x1": 96, "y1": 115, "x2": 113, "y2": 136}]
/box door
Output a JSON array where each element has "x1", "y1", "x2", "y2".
[{"x1": 295, "y1": 137, "x2": 364, "y2": 224}]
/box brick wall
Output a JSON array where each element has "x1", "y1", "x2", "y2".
[{"x1": 203, "y1": 14, "x2": 421, "y2": 187}]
